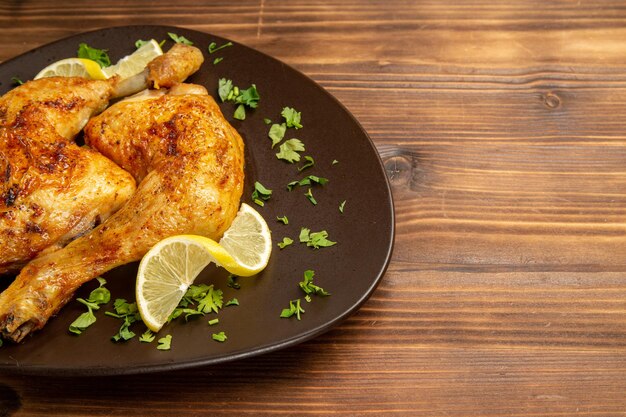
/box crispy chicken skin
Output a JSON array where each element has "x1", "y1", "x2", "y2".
[
  {"x1": 0, "y1": 77, "x2": 137, "y2": 275},
  {"x1": 0, "y1": 85, "x2": 245, "y2": 342}
]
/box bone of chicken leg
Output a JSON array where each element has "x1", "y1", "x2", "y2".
[{"x1": 0, "y1": 84, "x2": 244, "y2": 342}]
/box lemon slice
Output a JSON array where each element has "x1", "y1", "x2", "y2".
[
  {"x1": 34, "y1": 58, "x2": 106, "y2": 80},
  {"x1": 102, "y1": 39, "x2": 163, "y2": 79},
  {"x1": 136, "y1": 203, "x2": 272, "y2": 332}
]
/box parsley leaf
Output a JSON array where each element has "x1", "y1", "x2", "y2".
[
  {"x1": 212, "y1": 331, "x2": 228, "y2": 342},
  {"x1": 276, "y1": 139, "x2": 305, "y2": 163},
  {"x1": 252, "y1": 181, "x2": 272, "y2": 206},
  {"x1": 281, "y1": 107, "x2": 303, "y2": 129},
  {"x1": 77, "y1": 43, "x2": 111, "y2": 68},
  {"x1": 157, "y1": 334, "x2": 173, "y2": 350},
  {"x1": 298, "y1": 156, "x2": 315, "y2": 172},
  {"x1": 167, "y1": 32, "x2": 193, "y2": 45},
  {"x1": 208, "y1": 318, "x2": 220, "y2": 326},
  {"x1": 277, "y1": 215, "x2": 289, "y2": 224},
  {"x1": 139, "y1": 329, "x2": 156, "y2": 343},
  {"x1": 278, "y1": 237, "x2": 293, "y2": 249},
  {"x1": 280, "y1": 299, "x2": 305, "y2": 320},
  {"x1": 268, "y1": 123, "x2": 286, "y2": 148},
  {"x1": 227, "y1": 274, "x2": 241, "y2": 290},
  {"x1": 226, "y1": 298, "x2": 239, "y2": 307},
  {"x1": 197, "y1": 286, "x2": 223, "y2": 314},
  {"x1": 213, "y1": 57, "x2": 224, "y2": 65},
  {"x1": 218, "y1": 79, "x2": 260, "y2": 119},
  {"x1": 299, "y1": 270, "x2": 330, "y2": 296},
  {"x1": 69, "y1": 310, "x2": 96, "y2": 335},
  {"x1": 68, "y1": 278, "x2": 110, "y2": 335},
  {"x1": 235, "y1": 85, "x2": 260, "y2": 108},
  {"x1": 105, "y1": 298, "x2": 140, "y2": 342},
  {"x1": 299, "y1": 228, "x2": 337, "y2": 249},
  {"x1": 233, "y1": 104, "x2": 246, "y2": 120},
  {"x1": 287, "y1": 175, "x2": 328, "y2": 191},
  {"x1": 208, "y1": 41, "x2": 233, "y2": 54},
  {"x1": 339, "y1": 200, "x2": 346, "y2": 213},
  {"x1": 264, "y1": 118, "x2": 272, "y2": 125},
  {"x1": 304, "y1": 188, "x2": 317, "y2": 205},
  {"x1": 218, "y1": 78, "x2": 234, "y2": 102}
]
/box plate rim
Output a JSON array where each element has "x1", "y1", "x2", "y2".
[{"x1": 0, "y1": 24, "x2": 395, "y2": 376}]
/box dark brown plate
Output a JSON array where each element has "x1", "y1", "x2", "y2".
[{"x1": 0, "y1": 25, "x2": 394, "y2": 376}]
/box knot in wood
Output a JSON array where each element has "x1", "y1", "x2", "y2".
[
  {"x1": 384, "y1": 154, "x2": 412, "y2": 187},
  {"x1": 543, "y1": 92, "x2": 561, "y2": 109}
]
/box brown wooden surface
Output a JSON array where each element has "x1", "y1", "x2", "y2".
[{"x1": 2, "y1": 0, "x2": 626, "y2": 415}]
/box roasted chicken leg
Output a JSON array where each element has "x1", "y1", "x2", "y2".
[
  {"x1": 0, "y1": 44, "x2": 204, "y2": 275},
  {"x1": 0, "y1": 84, "x2": 245, "y2": 342}
]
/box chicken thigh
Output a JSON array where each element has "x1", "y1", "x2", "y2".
[
  {"x1": 0, "y1": 84, "x2": 245, "y2": 342},
  {"x1": 0, "y1": 77, "x2": 136, "y2": 275}
]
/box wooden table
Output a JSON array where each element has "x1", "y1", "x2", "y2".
[{"x1": 2, "y1": 1, "x2": 626, "y2": 415}]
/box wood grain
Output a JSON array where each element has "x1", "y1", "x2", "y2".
[{"x1": 2, "y1": 0, "x2": 626, "y2": 415}]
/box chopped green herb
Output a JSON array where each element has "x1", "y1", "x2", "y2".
[
  {"x1": 105, "y1": 298, "x2": 140, "y2": 342},
  {"x1": 218, "y1": 78, "x2": 234, "y2": 102},
  {"x1": 278, "y1": 237, "x2": 294, "y2": 249},
  {"x1": 299, "y1": 270, "x2": 330, "y2": 296},
  {"x1": 281, "y1": 107, "x2": 303, "y2": 129},
  {"x1": 208, "y1": 41, "x2": 233, "y2": 54},
  {"x1": 339, "y1": 200, "x2": 346, "y2": 213},
  {"x1": 280, "y1": 299, "x2": 305, "y2": 320},
  {"x1": 112, "y1": 316, "x2": 137, "y2": 342},
  {"x1": 276, "y1": 139, "x2": 305, "y2": 163},
  {"x1": 226, "y1": 298, "x2": 239, "y2": 307},
  {"x1": 233, "y1": 104, "x2": 246, "y2": 120},
  {"x1": 212, "y1": 331, "x2": 228, "y2": 342},
  {"x1": 299, "y1": 227, "x2": 311, "y2": 243},
  {"x1": 235, "y1": 85, "x2": 260, "y2": 108},
  {"x1": 268, "y1": 123, "x2": 286, "y2": 148},
  {"x1": 218, "y1": 79, "x2": 260, "y2": 119},
  {"x1": 213, "y1": 57, "x2": 224, "y2": 65},
  {"x1": 252, "y1": 181, "x2": 272, "y2": 206},
  {"x1": 305, "y1": 295, "x2": 312, "y2": 303},
  {"x1": 277, "y1": 215, "x2": 289, "y2": 224},
  {"x1": 304, "y1": 188, "x2": 317, "y2": 205},
  {"x1": 69, "y1": 309, "x2": 97, "y2": 335},
  {"x1": 227, "y1": 274, "x2": 241, "y2": 290},
  {"x1": 208, "y1": 318, "x2": 220, "y2": 326},
  {"x1": 68, "y1": 278, "x2": 110, "y2": 335},
  {"x1": 77, "y1": 43, "x2": 111, "y2": 68},
  {"x1": 157, "y1": 334, "x2": 172, "y2": 350},
  {"x1": 139, "y1": 329, "x2": 156, "y2": 343},
  {"x1": 299, "y1": 228, "x2": 337, "y2": 249},
  {"x1": 11, "y1": 76, "x2": 23, "y2": 86},
  {"x1": 298, "y1": 156, "x2": 315, "y2": 172},
  {"x1": 197, "y1": 286, "x2": 223, "y2": 314},
  {"x1": 332, "y1": 159, "x2": 339, "y2": 165},
  {"x1": 108, "y1": 298, "x2": 137, "y2": 317},
  {"x1": 264, "y1": 118, "x2": 272, "y2": 125},
  {"x1": 287, "y1": 175, "x2": 328, "y2": 191},
  {"x1": 167, "y1": 32, "x2": 193, "y2": 45}
]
